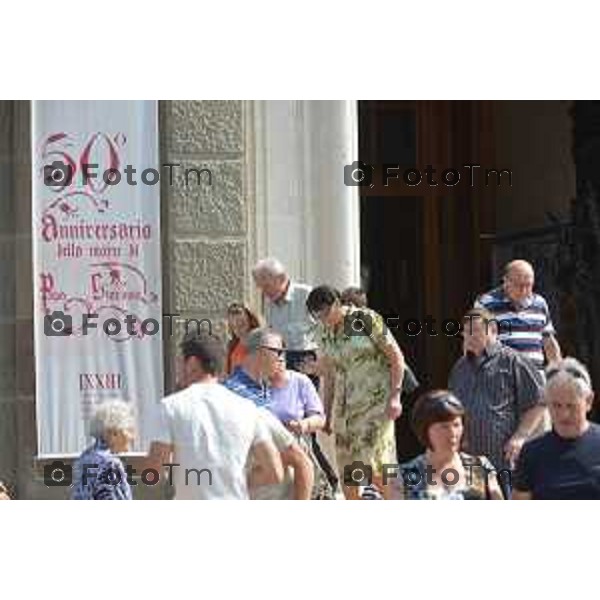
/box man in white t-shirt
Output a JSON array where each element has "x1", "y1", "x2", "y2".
[{"x1": 146, "y1": 332, "x2": 283, "y2": 500}]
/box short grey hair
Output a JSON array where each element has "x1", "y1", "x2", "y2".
[
  {"x1": 545, "y1": 357, "x2": 593, "y2": 399},
  {"x1": 243, "y1": 327, "x2": 282, "y2": 354},
  {"x1": 89, "y1": 399, "x2": 135, "y2": 439},
  {"x1": 0, "y1": 480, "x2": 12, "y2": 499},
  {"x1": 252, "y1": 257, "x2": 286, "y2": 279}
]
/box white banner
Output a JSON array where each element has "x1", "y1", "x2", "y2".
[{"x1": 32, "y1": 101, "x2": 163, "y2": 457}]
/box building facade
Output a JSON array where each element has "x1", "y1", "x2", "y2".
[
  {"x1": 1, "y1": 99, "x2": 584, "y2": 497},
  {"x1": 0, "y1": 100, "x2": 360, "y2": 498}
]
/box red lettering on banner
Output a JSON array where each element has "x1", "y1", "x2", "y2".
[{"x1": 79, "y1": 373, "x2": 123, "y2": 391}]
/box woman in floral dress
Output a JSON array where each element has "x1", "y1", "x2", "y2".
[{"x1": 306, "y1": 285, "x2": 405, "y2": 499}]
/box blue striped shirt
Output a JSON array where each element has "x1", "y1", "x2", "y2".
[
  {"x1": 71, "y1": 439, "x2": 132, "y2": 500},
  {"x1": 223, "y1": 366, "x2": 271, "y2": 408},
  {"x1": 474, "y1": 286, "x2": 555, "y2": 370}
]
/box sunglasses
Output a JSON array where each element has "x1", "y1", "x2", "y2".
[
  {"x1": 546, "y1": 366, "x2": 590, "y2": 385},
  {"x1": 430, "y1": 393, "x2": 464, "y2": 411},
  {"x1": 260, "y1": 345, "x2": 286, "y2": 358}
]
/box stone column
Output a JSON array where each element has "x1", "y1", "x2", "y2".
[
  {"x1": 304, "y1": 100, "x2": 360, "y2": 289},
  {"x1": 251, "y1": 100, "x2": 360, "y2": 290},
  {"x1": 250, "y1": 101, "x2": 361, "y2": 489}
]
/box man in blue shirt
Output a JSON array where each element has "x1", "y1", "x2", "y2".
[
  {"x1": 475, "y1": 259, "x2": 562, "y2": 372},
  {"x1": 223, "y1": 328, "x2": 314, "y2": 499}
]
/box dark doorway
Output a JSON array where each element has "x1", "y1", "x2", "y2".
[{"x1": 358, "y1": 100, "x2": 496, "y2": 461}]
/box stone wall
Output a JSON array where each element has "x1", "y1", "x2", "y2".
[
  {"x1": 160, "y1": 100, "x2": 252, "y2": 389},
  {"x1": 0, "y1": 101, "x2": 17, "y2": 495}
]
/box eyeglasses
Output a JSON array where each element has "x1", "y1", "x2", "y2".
[
  {"x1": 260, "y1": 345, "x2": 286, "y2": 358},
  {"x1": 546, "y1": 366, "x2": 590, "y2": 385}
]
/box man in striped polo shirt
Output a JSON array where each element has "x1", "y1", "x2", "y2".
[{"x1": 474, "y1": 260, "x2": 562, "y2": 372}]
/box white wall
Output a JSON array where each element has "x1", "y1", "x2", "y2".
[{"x1": 251, "y1": 100, "x2": 360, "y2": 289}]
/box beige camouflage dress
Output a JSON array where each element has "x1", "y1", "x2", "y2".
[{"x1": 319, "y1": 306, "x2": 400, "y2": 476}]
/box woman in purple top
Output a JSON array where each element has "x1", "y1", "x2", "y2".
[
  {"x1": 269, "y1": 369, "x2": 325, "y2": 433},
  {"x1": 268, "y1": 368, "x2": 334, "y2": 498}
]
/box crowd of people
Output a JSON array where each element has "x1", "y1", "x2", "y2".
[{"x1": 4, "y1": 257, "x2": 599, "y2": 501}]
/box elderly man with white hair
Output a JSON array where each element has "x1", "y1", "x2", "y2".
[
  {"x1": 71, "y1": 399, "x2": 135, "y2": 500},
  {"x1": 252, "y1": 258, "x2": 339, "y2": 493},
  {"x1": 513, "y1": 358, "x2": 600, "y2": 499},
  {"x1": 252, "y1": 257, "x2": 317, "y2": 375}
]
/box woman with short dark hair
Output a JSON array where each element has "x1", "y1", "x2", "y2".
[
  {"x1": 340, "y1": 286, "x2": 368, "y2": 308},
  {"x1": 306, "y1": 284, "x2": 405, "y2": 499},
  {"x1": 391, "y1": 390, "x2": 504, "y2": 500}
]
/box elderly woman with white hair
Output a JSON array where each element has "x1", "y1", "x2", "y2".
[
  {"x1": 0, "y1": 480, "x2": 12, "y2": 500},
  {"x1": 513, "y1": 357, "x2": 600, "y2": 499},
  {"x1": 71, "y1": 399, "x2": 135, "y2": 500}
]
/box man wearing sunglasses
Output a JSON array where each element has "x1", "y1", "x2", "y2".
[
  {"x1": 252, "y1": 257, "x2": 339, "y2": 494},
  {"x1": 224, "y1": 328, "x2": 314, "y2": 499}
]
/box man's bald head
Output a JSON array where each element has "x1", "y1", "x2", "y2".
[
  {"x1": 503, "y1": 259, "x2": 535, "y2": 305},
  {"x1": 504, "y1": 260, "x2": 534, "y2": 279}
]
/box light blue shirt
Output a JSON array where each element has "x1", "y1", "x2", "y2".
[{"x1": 265, "y1": 281, "x2": 317, "y2": 351}]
